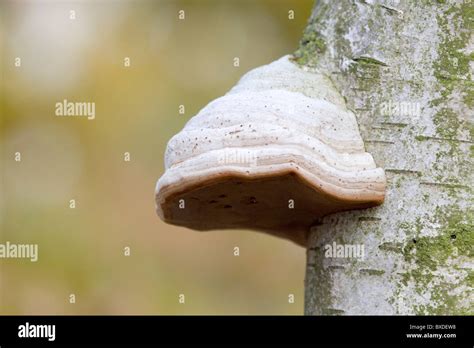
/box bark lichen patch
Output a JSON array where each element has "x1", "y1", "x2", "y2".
[
  {"x1": 432, "y1": 2, "x2": 474, "y2": 140},
  {"x1": 400, "y1": 205, "x2": 473, "y2": 314},
  {"x1": 293, "y1": 1, "x2": 331, "y2": 67},
  {"x1": 293, "y1": 28, "x2": 327, "y2": 66}
]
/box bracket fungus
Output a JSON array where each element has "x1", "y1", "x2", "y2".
[{"x1": 155, "y1": 56, "x2": 386, "y2": 246}]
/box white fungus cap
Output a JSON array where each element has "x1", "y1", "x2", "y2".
[{"x1": 155, "y1": 56, "x2": 386, "y2": 246}]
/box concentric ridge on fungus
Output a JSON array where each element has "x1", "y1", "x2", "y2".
[{"x1": 155, "y1": 55, "x2": 386, "y2": 246}]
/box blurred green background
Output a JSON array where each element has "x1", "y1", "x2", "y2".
[{"x1": 0, "y1": 0, "x2": 312, "y2": 314}]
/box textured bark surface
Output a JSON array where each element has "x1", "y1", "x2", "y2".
[{"x1": 296, "y1": 0, "x2": 473, "y2": 314}]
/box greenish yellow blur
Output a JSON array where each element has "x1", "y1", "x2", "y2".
[{"x1": 1, "y1": 0, "x2": 312, "y2": 314}]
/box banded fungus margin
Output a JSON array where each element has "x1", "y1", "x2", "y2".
[{"x1": 155, "y1": 56, "x2": 386, "y2": 246}]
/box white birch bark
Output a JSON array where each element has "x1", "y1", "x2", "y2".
[{"x1": 297, "y1": 0, "x2": 473, "y2": 315}]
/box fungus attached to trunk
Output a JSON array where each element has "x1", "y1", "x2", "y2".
[{"x1": 155, "y1": 56, "x2": 386, "y2": 246}]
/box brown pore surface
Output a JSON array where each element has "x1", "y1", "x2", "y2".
[{"x1": 157, "y1": 171, "x2": 380, "y2": 246}]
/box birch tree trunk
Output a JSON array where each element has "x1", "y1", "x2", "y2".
[{"x1": 296, "y1": 0, "x2": 473, "y2": 314}]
